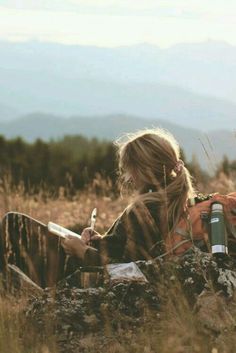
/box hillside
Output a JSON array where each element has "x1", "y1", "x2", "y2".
[
  {"x1": 1, "y1": 39, "x2": 236, "y2": 102},
  {"x1": 0, "y1": 40, "x2": 236, "y2": 130},
  {"x1": 0, "y1": 113, "x2": 235, "y2": 172}
]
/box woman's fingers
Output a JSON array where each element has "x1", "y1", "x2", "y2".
[
  {"x1": 81, "y1": 227, "x2": 101, "y2": 245},
  {"x1": 61, "y1": 237, "x2": 71, "y2": 253},
  {"x1": 90, "y1": 234, "x2": 101, "y2": 241},
  {"x1": 81, "y1": 228, "x2": 92, "y2": 244},
  {"x1": 61, "y1": 235, "x2": 80, "y2": 255},
  {"x1": 64, "y1": 235, "x2": 88, "y2": 259},
  {"x1": 61, "y1": 231, "x2": 101, "y2": 257},
  {"x1": 60, "y1": 238, "x2": 67, "y2": 247}
]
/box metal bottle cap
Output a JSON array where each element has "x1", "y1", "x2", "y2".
[
  {"x1": 212, "y1": 245, "x2": 228, "y2": 254},
  {"x1": 211, "y1": 203, "x2": 223, "y2": 211}
]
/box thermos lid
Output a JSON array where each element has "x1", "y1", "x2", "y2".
[
  {"x1": 211, "y1": 203, "x2": 223, "y2": 211},
  {"x1": 212, "y1": 245, "x2": 228, "y2": 254}
]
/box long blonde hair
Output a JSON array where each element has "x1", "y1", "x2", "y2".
[{"x1": 115, "y1": 128, "x2": 196, "y2": 235}]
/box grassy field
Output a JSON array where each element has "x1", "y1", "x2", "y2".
[{"x1": 0, "y1": 172, "x2": 236, "y2": 353}]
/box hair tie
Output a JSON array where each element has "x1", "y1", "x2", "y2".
[{"x1": 174, "y1": 159, "x2": 185, "y2": 174}]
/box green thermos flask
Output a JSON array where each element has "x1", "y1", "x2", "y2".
[{"x1": 210, "y1": 202, "x2": 228, "y2": 256}]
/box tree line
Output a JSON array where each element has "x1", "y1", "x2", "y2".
[
  {"x1": 0, "y1": 135, "x2": 116, "y2": 194},
  {"x1": 0, "y1": 135, "x2": 233, "y2": 195}
]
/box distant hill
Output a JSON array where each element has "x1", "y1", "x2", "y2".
[
  {"x1": 0, "y1": 68, "x2": 236, "y2": 130},
  {"x1": 0, "y1": 113, "x2": 235, "y2": 173},
  {"x1": 0, "y1": 40, "x2": 236, "y2": 130},
  {"x1": 1, "y1": 39, "x2": 236, "y2": 102}
]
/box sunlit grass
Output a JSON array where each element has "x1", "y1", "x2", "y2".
[
  {"x1": 0, "y1": 172, "x2": 236, "y2": 352},
  {"x1": 0, "y1": 293, "x2": 58, "y2": 353}
]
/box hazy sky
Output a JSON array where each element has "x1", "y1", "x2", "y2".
[{"x1": 0, "y1": 0, "x2": 235, "y2": 47}]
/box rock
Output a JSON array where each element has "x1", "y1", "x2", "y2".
[
  {"x1": 217, "y1": 268, "x2": 236, "y2": 296},
  {"x1": 171, "y1": 248, "x2": 236, "y2": 299},
  {"x1": 24, "y1": 249, "x2": 236, "y2": 352},
  {"x1": 83, "y1": 314, "x2": 99, "y2": 328}
]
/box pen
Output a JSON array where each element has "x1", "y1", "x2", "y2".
[{"x1": 90, "y1": 208, "x2": 97, "y2": 231}]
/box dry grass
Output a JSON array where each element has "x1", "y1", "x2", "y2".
[
  {"x1": 0, "y1": 172, "x2": 235, "y2": 353},
  {"x1": 0, "y1": 294, "x2": 58, "y2": 353},
  {"x1": 0, "y1": 178, "x2": 129, "y2": 233},
  {"x1": 0, "y1": 172, "x2": 235, "y2": 231}
]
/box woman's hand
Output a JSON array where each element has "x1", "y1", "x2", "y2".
[
  {"x1": 61, "y1": 235, "x2": 88, "y2": 259},
  {"x1": 81, "y1": 227, "x2": 101, "y2": 245},
  {"x1": 61, "y1": 228, "x2": 101, "y2": 259}
]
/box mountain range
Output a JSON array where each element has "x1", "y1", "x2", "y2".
[{"x1": 0, "y1": 40, "x2": 236, "y2": 131}]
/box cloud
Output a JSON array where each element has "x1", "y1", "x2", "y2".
[
  {"x1": 0, "y1": 0, "x2": 219, "y2": 19},
  {"x1": 0, "y1": 1, "x2": 235, "y2": 25},
  {"x1": 0, "y1": 1, "x2": 235, "y2": 47}
]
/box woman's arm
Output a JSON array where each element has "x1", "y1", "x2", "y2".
[
  {"x1": 62, "y1": 202, "x2": 162, "y2": 266},
  {"x1": 85, "y1": 202, "x2": 162, "y2": 265}
]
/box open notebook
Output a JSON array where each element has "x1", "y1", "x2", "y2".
[
  {"x1": 48, "y1": 222, "x2": 81, "y2": 239},
  {"x1": 48, "y1": 208, "x2": 96, "y2": 239}
]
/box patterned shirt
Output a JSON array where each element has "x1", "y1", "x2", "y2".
[
  {"x1": 84, "y1": 201, "x2": 164, "y2": 265},
  {"x1": 83, "y1": 193, "x2": 213, "y2": 266}
]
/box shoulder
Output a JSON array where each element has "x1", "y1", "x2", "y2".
[{"x1": 126, "y1": 200, "x2": 159, "y2": 224}]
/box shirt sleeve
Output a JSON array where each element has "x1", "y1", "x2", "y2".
[{"x1": 83, "y1": 202, "x2": 162, "y2": 266}]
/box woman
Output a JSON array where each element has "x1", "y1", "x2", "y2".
[
  {"x1": 61, "y1": 128, "x2": 203, "y2": 266},
  {"x1": 1, "y1": 128, "x2": 216, "y2": 287}
]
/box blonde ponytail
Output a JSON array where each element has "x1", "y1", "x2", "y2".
[{"x1": 115, "y1": 128, "x2": 196, "y2": 235}]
